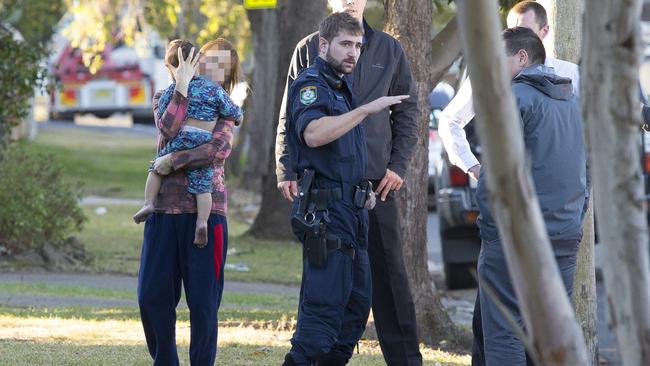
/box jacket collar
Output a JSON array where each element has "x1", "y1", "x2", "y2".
[
  {"x1": 362, "y1": 18, "x2": 375, "y2": 41},
  {"x1": 315, "y1": 57, "x2": 353, "y2": 93}
]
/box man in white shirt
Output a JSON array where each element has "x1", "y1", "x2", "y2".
[
  {"x1": 438, "y1": 0, "x2": 580, "y2": 181},
  {"x1": 437, "y1": 2, "x2": 581, "y2": 366}
]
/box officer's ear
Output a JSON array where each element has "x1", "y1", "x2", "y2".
[{"x1": 318, "y1": 36, "x2": 329, "y2": 55}]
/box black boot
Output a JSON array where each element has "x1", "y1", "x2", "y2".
[{"x1": 315, "y1": 354, "x2": 349, "y2": 366}]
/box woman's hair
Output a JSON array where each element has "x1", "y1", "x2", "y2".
[
  {"x1": 165, "y1": 39, "x2": 196, "y2": 68},
  {"x1": 200, "y1": 38, "x2": 240, "y2": 94}
]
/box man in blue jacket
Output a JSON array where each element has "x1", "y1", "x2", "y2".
[{"x1": 474, "y1": 27, "x2": 588, "y2": 366}]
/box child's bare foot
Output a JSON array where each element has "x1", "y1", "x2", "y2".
[
  {"x1": 194, "y1": 223, "x2": 208, "y2": 247},
  {"x1": 133, "y1": 204, "x2": 154, "y2": 224}
]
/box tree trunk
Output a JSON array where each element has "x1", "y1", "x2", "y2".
[
  {"x1": 573, "y1": 197, "x2": 598, "y2": 365},
  {"x1": 240, "y1": 9, "x2": 280, "y2": 191},
  {"x1": 226, "y1": 94, "x2": 252, "y2": 178},
  {"x1": 429, "y1": 15, "x2": 462, "y2": 86},
  {"x1": 536, "y1": 0, "x2": 583, "y2": 61},
  {"x1": 537, "y1": 1, "x2": 599, "y2": 364},
  {"x1": 456, "y1": 0, "x2": 589, "y2": 364},
  {"x1": 383, "y1": 0, "x2": 466, "y2": 347},
  {"x1": 248, "y1": 0, "x2": 327, "y2": 239},
  {"x1": 582, "y1": 0, "x2": 650, "y2": 364}
]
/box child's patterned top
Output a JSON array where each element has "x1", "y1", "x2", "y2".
[{"x1": 157, "y1": 76, "x2": 242, "y2": 122}]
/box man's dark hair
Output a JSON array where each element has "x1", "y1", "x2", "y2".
[
  {"x1": 165, "y1": 39, "x2": 196, "y2": 68},
  {"x1": 503, "y1": 26, "x2": 546, "y2": 65},
  {"x1": 511, "y1": 1, "x2": 548, "y2": 28},
  {"x1": 318, "y1": 12, "x2": 364, "y2": 42}
]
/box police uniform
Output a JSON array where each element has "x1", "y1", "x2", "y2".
[{"x1": 284, "y1": 56, "x2": 372, "y2": 366}]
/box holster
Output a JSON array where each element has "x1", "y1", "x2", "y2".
[
  {"x1": 353, "y1": 180, "x2": 373, "y2": 209},
  {"x1": 304, "y1": 221, "x2": 328, "y2": 267}
]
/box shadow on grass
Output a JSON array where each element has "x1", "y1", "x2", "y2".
[{"x1": 0, "y1": 306, "x2": 296, "y2": 324}]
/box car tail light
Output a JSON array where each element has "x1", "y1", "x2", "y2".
[
  {"x1": 61, "y1": 89, "x2": 77, "y2": 106},
  {"x1": 449, "y1": 165, "x2": 469, "y2": 187},
  {"x1": 129, "y1": 84, "x2": 145, "y2": 104},
  {"x1": 645, "y1": 153, "x2": 650, "y2": 173}
]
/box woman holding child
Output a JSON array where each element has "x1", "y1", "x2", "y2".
[{"x1": 135, "y1": 38, "x2": 242, "y2": 365}]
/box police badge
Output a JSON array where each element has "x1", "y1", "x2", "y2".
[{"x1": 300, "y1": 86, "x2": 317, "y2": 105}]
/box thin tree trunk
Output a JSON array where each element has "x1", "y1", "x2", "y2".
[
  {"x1": 248, "y1": 0, "x2": 327, "y2": 239},
  {"x1": 582, "y1": 0, "x2": 650, "y2": 363},
  {"x1": 573, "y1": 197, "x2": 598, "y2": 365},
  {"x1": 536, "y1": 0, "x2": 583, "y2": 61},
  {"x1": 241, "y1": 9, "x2": 279, "y2": 191},
  {"x1": 384, "y1": 0, "x2": 466, "y2": 347},
  {"x1": 537, "y1": 1, "x2": 600, "y2": 364},
  {"x1": 430, "y1": 15, "x2": 462, "y2": 86},
  {"x1": 456, "y1": 0, "x2": 589, "y2": 364}
]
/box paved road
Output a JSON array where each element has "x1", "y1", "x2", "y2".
[{"x1": 427, "y1": 210, "x2": 621, "y2": 365}]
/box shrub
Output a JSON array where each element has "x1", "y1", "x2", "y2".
[{"x1": 0, "y1": 146, "x2": 86, "y2": 253}]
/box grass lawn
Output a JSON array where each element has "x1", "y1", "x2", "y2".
[
  {"x1": 0, "y1": 313, "x2": 470, "y2": 365},
  {"x1": 18, "y1": 124, "x2": 302, "y2": 285},
  {"x1": 18, "y1": 125, "x2": 155, "y2": 199},
  {"x1": 77, "y1": 203, "x2": 302, "y2": 285}
]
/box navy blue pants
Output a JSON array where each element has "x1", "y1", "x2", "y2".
[
  {"x1": 475, "y1": 238, "x2": 578, "y2": 366},
  {"x1": 138, "y1": 213, "x2": 228, "y2": 366},
  {"x1": 288, "y1": 203, "x2": 372, "y2": 365}
]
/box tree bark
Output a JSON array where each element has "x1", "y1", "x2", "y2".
[
  {"x1": 248, "y1": 0, "x2": 327, "y2": 239},
  {"x1": 582, "y1": 0, "x2": 650, "y2": 364},
  {"x1": 573, "y1": 197, "x2": 598, "y2": 366},
  {"x1": 456, "y1": 0, "x2": 589, "y2": 364},
  {"x1": 383, "y1": 0, "x2": 466, "y2": 347},
  {"x1": 240, "y1": 9, "x2": 280, "y2": 191},
  {"x1": 429, "y1": 15, "x2": 462, "y2": 86},
  {"x1": 536, "y1": 1, "x2": 600, "y2": 364},
  {"x1": 536, "y1": 0, "x2": 583, "y2": 61}
]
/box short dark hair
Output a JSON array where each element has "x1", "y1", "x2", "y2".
[
  {"x1": 503, "y1": 26, "x2": 546, "y2": 65},
  {"x1": 511, "y1": 1, "x2": 548, "y2": 28},
  {"x1": 318, "y1": 12, "x2": 364, "y2": 42},
  {"x1": 165, "y1": 39, "x2": 196, "y2": 68}
]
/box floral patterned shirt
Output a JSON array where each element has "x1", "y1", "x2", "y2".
[{"x1": 157, "y1": 76, "x2": 243, "y2": 123}]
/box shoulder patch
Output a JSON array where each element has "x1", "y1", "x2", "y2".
[{"x1": 300, "y1": 86, "x2": 317, "y2": 105}]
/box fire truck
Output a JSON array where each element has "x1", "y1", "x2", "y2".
[{"x1": 49, "y1": 34, "x2": 169, "y2": 123}]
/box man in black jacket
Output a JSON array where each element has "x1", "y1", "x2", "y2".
[{"x1": 275, "y1": 1, "x2": 421, "y2": 365}]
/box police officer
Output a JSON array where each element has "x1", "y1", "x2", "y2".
[{"x1": 282, "y1": 12, "x2": 408, "y2": 366}]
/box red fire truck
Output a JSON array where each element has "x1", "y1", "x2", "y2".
[{"x1": 50, "y1": 36, "x2": 168, "y2": 123}]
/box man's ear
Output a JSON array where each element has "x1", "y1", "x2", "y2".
[
  {"x1": 318, "y1": 37, "x2": 329, "y2": 54},
  {"x1": 540, "y1": 24, "x2": 550, "y2": 39},
  {"x1": 519, "y1": 49, "x2": 529, "y2": 67}
]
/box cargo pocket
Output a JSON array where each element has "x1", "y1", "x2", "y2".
[{"x1": 303, "y1": 251, "x2": 352, "y2": 307}]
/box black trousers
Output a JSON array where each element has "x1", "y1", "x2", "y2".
[{"x1": 367, "y1": 194, "x2": 423, "y2": 366}]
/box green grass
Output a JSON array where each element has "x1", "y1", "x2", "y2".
[
  {"x1": 77, "y1": 203, "x2": 302, "y2": 285},
  {"x1": 17, "y1": 125, "x2": 303, "y2": 285},
  {"x1": 0, "y1": 341, "x2": 419, "y2": 366},
  {"x1": 0, "y1": 305, "x2": 295, "y2": 324},
  {"x1": 77, "y1": 204, "x2": 144, "y2": 274},
  {"x1": 19, "y1": 126, "x2": 154, "y2": 199},
  {"x1": 0, "y1": 281, "x2": 298, "y2": 323},
  {"x1": 0, "y1": 315, "x2": 470, "y2": 365},
  {"x1": 0, "y1": 283, "x2": 297, "y2": 311}
]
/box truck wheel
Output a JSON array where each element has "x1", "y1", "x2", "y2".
[{"x1": 444, "y1": 262, "x2": 477, "y2": 290}]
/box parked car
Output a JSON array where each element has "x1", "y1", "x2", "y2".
[
  {"x1": 428, "y1": 82, "x2": 455, "y2": 209},
  {"x1": 437, "y1": 120, "x2": 482, "y2": 289}
]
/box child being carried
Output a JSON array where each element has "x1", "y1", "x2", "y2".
[{"x1": 133, "y1": 39, "x2": 243, "y2": 247}]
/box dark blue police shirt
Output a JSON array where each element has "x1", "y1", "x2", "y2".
[{"x1": 287, "y1": 57, "x2": 367, "y2": 189}]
